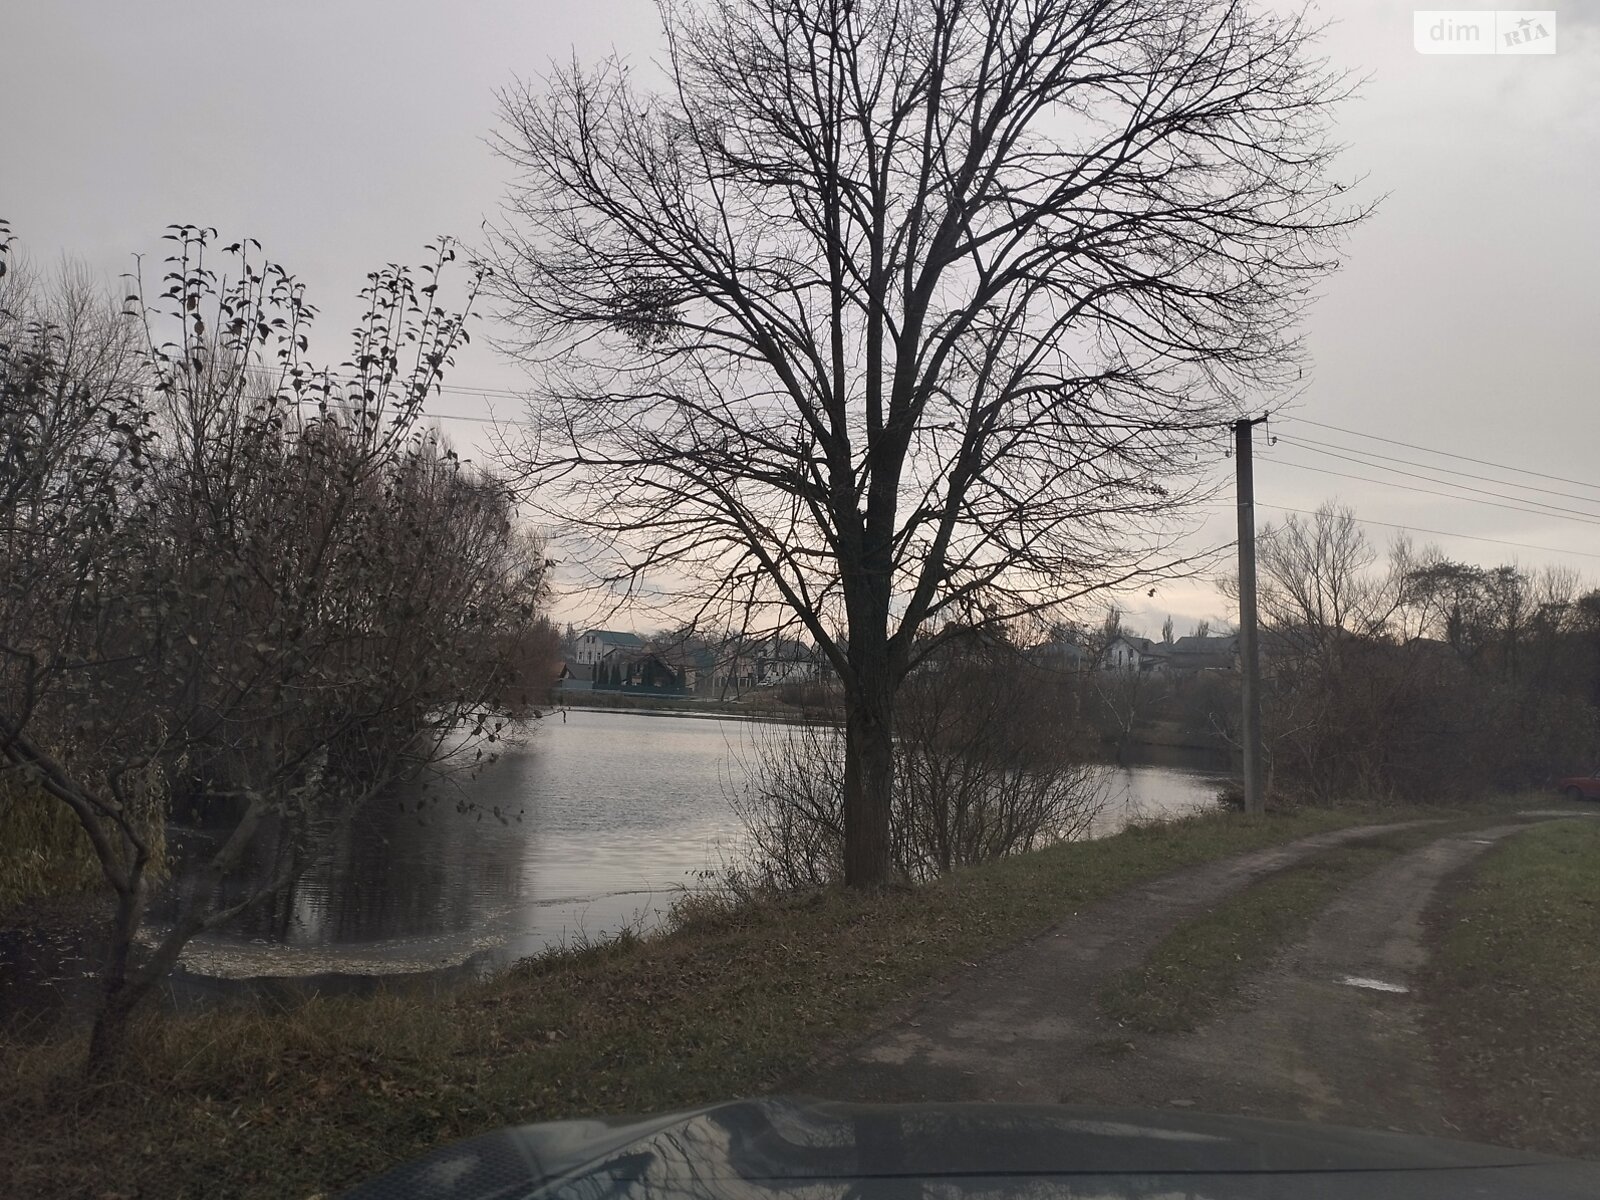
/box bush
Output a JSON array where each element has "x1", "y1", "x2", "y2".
[{"x1": 728, "y1": 654, "x2": 1107, "y2": 887}]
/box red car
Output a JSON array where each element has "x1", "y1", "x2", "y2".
[{"x1": 1557, "y1": 769, "x2": 1600, "y2": 801}]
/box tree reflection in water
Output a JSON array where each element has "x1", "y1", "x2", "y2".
[
  {"x1": 155, "y1": 712, "x2": 1229, "y2": 978},
  {"x1": 162, "y1": 747, "x2": 538, "y2": 952}
]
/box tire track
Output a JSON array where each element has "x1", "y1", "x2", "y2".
[{"x1": 800, "y1": 819, "x2": 1440, "y2": 1104}]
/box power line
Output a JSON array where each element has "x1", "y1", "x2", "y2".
[
  {"x1": 374, "y1": 390, "x2": 1600, "y2": 514},
  {"x1": 413, "y1": 408, "x2": 506, "y2": 426},
  {"x1": 1290, "y1": 416, "x2": 1600, "y2": 494},
  {"x1": 1258, "y1": 455, "x2": 1600, "y2": 528},
  {"x1": 437, "y1": 382, "x2": 524, "y2": 400},
  {"x1": 1200, "y1": 501, "x2": 1600, "y2": 563},
  {"x1": 295, "y1": 389, "x2": 1600, "y2": 565},
  {"x1": 425, "y1": 400, "x2": 1600, "y2": 521},
  {"x1": 1267, "y1": 441, "x2": 1600, "y2": 523},
  {"x1": 293, "y1": 395, "x2": 520, "y2": 427},
  {"x1": 1269, "y1": 504, "x2": 1600, "y2": 563},
  {"x1": 1277, "y1": 432, "x2": 1600, "y2": 507}
]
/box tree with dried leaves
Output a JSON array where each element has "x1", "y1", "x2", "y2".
[
  {"x1": 0, "y1": 225, "x2": 547, "y2": 1071},
  {"x1": 492, "y1": 0, "x2": 1366, "y2": 883}
]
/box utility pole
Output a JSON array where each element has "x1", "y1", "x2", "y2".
[{"x1": 1235, "y1": 416, "x2": 1268, "y2": 815}]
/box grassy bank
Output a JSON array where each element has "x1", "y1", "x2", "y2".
[
  {"x1": 1423, "y1": 817, "x2": 1600, "y2": 1160},
  {"x1": 0, "y1": 804, "x2": 1472, "y2": 1197}
]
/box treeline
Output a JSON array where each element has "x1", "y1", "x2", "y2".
[
  {"x1": 994, "y1": 501, "x2": 1600, "y2": 805},
  {"x1": 0, "y1": 224, "x2": 555, "y2": 1066},
  {"x1": 1095, "y1": 503, "x2": 1600, "y2": 803},
  {"x1": 1251, "y1": 504, "x2": 1599, "y2": 801}
]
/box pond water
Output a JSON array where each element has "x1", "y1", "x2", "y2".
[{"x1": 164, "y1": 709, "x2": 1233, "y2": 982}]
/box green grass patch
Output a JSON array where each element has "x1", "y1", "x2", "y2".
[
  {"x1": 1422, "y1": 818, "x2": 1600, "y2": 1160},
  {"x1": 0, "y1": 804, "x2": 1448, "y2": 1198},
  {"x1": 1098, "y1": 822, "x2": 1483, "y2": 1035}
]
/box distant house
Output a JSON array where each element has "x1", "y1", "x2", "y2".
[
  {"x1": 594, "y1": 647, "x2": 687, "y2": 694},
  {"x1": 908, "y1": 624, "x2": 1017, "y2": 675},
  {"x1": 573, "y1": 629, "x2": 645, "y2": 666},
  {"x1": 653, "y1": 647, "x2": 712, "y2": 693},
  {"x1": 754, "y1": 635, "x2": 823, "y2": 687},
  {"x1": 554, "y1": 662, "x2": 596, "y2": 693},
  {"x1": 693, "y1": 643, "x2": 760, "y2": 696},
  {"x1": 1163, "y1": 634, "x2": 1239, "y2": 674},
  {"x1": 1102, "y1": 632, "x2": 1239, "y2": 675},
  {"x1": 1103, "y1": 634, "x2": 1162, "y2": 673},
  {"x1": 1029, "y1": 638, "x2": 1090, "y2": 673}
]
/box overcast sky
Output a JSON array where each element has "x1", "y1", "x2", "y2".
[{"x1": 5, "y1": 1, "x2": 1597, "y2": 635}]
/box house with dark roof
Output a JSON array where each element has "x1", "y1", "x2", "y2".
[
  {"x1": 1163, "y1": 634, "x2": 1239, "y2": 673},
  {"x1": 573, "y1": 629, "x2": 645, "y2": 665},
  {"x1": 1103, "y1": 634, "x2": 1163, "y2": 672},
  {"x1": 1030, "y1": 638, "x2": 1090, "y2": 673},
  {"x1": 1102, "y1": 632, "x2": 1239, "y2": 674},
  {"x1": 654, "y1": 645, "x2": 716, "y2": 693},
  {"x1": 594, "y1": 647, "x2": 688, "y2": 694},
  {"x1": 754, "y1": 635, "x2": 824, "y2": 687},
  {"x1": 554, "y1": 661, "x2": 596, "y2": 692}
]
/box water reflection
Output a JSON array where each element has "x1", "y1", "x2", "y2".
[
  {"x1": 1089, "y1": 745, "x2": 1233, "y2": 839},
  {"x1": 164, "y1": 710, "x2": 1232, "y2": 979}
]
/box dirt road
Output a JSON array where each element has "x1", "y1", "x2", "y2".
[{"x1": 800, "y1": 818, "x2": 1554, "y2": 1137}]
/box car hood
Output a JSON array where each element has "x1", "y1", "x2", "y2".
[{"x1": 344, "y1": 1096, "x2": 1600, "y2": 1199}]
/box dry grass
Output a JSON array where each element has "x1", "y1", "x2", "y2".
[{"x1": 1423, "y1": 816, "x2": 1600, "y2": 1160}]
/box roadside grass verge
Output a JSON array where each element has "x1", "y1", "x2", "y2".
[
  {"x1": 1422, "y1": 817, "x2": 1600, "y2": 1160},
  {"x1": 0, "y1": 804, "x2": 1461, "y2": 1198},
  {"x1": 1096, "y1": 821, "x2": 1482, "y2": 1035}
]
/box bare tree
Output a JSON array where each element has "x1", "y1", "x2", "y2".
[
  {"x1": 1254, "y1": 502, "x2": 1403, "y2": 658},
  {"x1": 492, "y1": 0, "x2": 1365, "y2": 883}
]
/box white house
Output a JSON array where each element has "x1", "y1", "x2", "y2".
[
  {"x1": 1101, "y1": 631, "x2": 1238, "y2": 674},
  {"x1": 754, "y1": 635, "x2": 823, "y2": 687},
  {"x1": 1102, "y1": 633, "x2": 1162, "y2": 673},
  {"x1": 573, "y1": 629, "x2": 645, "y2": 666}
]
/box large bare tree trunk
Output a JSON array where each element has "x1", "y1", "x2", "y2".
[
  {"x1": 842, "y1": 525, "x2": 898, "y2": 885},
  {"x1": 843, "y1": 667, "x2": 895, "y2": 887}
]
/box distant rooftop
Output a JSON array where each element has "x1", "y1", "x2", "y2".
[
  {"x1": 1168, "y1": 633, "x2": 1237, "y2": 655},
  {"x1": 582, "y1": 629, "x2": 645, "y2": 647}
]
